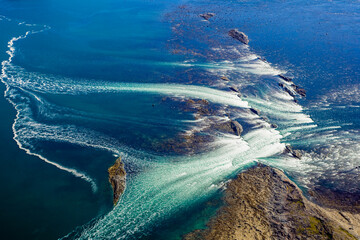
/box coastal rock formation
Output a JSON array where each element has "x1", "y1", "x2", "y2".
[
  {"x1": 228, "y1": 29, "x2": 249, "y2": 44},
  {"x1": 184, "y1": 165, "x2": 360, "y2": 240},
  {"x1": 199, "y1": 13, "x2": 215, "y2": 20},
  {"x1": 285, "y1": 145, "x2": 303, "y2": 159},
  {"x1": 230, "y1": 120, "x2": 243, "y2": 136},
  {"x1": 108, "y1": 157, "x2": 126, "y2": 205}
]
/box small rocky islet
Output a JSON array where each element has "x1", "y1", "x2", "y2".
[
  {"x1": 228, "y1": 29, "x2": 249, "y2": 45},
  {"x1": 108, "y1": 157, "x2": 126, "y2": 205}
]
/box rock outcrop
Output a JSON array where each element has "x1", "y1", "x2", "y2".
[
  {"x1": 156, "y1": 98, "x2": 245, "y2": 154},
  {"x1": 230, "y1": 120, "x2": 243, "y2": 136},
  {"x1": 278, "y1": 75, "x2": 307, "y2": 97},
  {"x1": 229, "y1": 86, "x2": 239, "y2": 93},
  {"x1": 294, "y1": 85, "x2": 306, "y2": 97},
  {"x1": 228, "y1": 29, "x2": 249, "y2": 44},
  {"x1": 285, "y1": 145, "x2": 303, "y2": 159},
  {"x1": 184, "y1": 165, "x2": 360, "y2": 240},
  {"x1": 199, "y1": 13, "x2": 215, "y2": 20},
  {"x1": 278, "y1": 74, "x2": 293, "y2": 82},
  {"x1": 108, "y1": 157, "x2": 126, "y2": 205},
  {"x1": 250, "y1": 107, "x2": 261, "y2": 115}
]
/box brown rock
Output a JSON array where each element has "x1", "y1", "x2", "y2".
[
  {"x1": 108, "y1": 157, "x2": 126, "y2": 205},
  {"x1": 230, "y1": 120, "x2": 243, "y2": 136},
  {"x1": 184, "y1": 165, "x2": 360, "y2": 240},
  {"x1": 220, "y1": 76, "x2": 230, "y2": 81}
]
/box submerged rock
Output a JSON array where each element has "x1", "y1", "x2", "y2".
[
  {"x1": 199, "y1": 13, "x2": 215, "y2": 20},
  {"x1": 271, "y1": 123, "x2": 278, "y2": 128},
  {"x1": 228, "y1": 29, "x2": 249, "y2": 44},
  {"x1": 108, "y1": 157, "x2": 126, "y2": 205},
  {"x1": 184, "y1": 165, "x2": 360, "y2": 240}
]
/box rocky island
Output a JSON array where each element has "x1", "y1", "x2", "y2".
[{"x1": 108, "y1": 157, "x2": 126, "y2": 205}]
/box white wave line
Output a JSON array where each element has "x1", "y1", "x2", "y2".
[{"x1": 0, "y1": 24, "x2": 98, "y2": 192}]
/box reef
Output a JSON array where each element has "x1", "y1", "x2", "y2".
[
  {"x1": 228, "y1": 29, "x2": 249, "y2": 45},
  {"x1": 154, "y1": 98, "x2": 244, "y2": 155},
  {"x1": 184, "y1": 164, "x2": 360, "y2": 240},
  {"x1": 108, "y1": 157, "x2": 126, "y2": 205}
]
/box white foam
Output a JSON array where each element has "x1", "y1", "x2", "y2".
[{"x1": 0, "y1": 23, "x2": 98, "y2": 191}]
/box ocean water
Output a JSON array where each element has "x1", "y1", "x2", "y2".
[{"x1": 0, "y1": 0, "x2": 359, "y2": 239}]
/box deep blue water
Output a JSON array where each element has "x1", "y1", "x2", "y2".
[{"x1": 0, "y1": 0, "x2": 359, "y2": 239}]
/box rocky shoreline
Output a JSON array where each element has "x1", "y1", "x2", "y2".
[{"x1": 184, "y1": 165, "x2": 360, "y2": 240}]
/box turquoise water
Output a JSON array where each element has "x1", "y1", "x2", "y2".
[{"x1": 0, "y1": 0, "x2": 359, "y2": 239}]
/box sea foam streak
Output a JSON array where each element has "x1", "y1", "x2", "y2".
[
  {"x1": 69, "y1": 131, "x2": 284, "y2": 240},
  {"x1": 0, "y1": 25, "x2": 98, "y2": 192}
]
